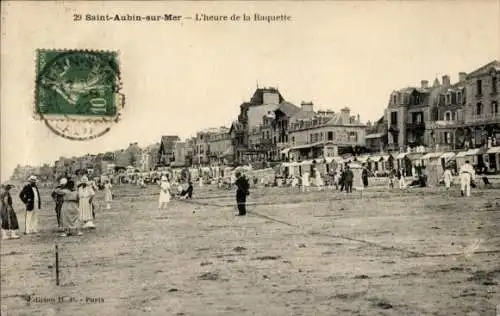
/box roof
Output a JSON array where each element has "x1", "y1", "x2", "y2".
[
  {"x1": 466, "y1": 60, "x2": 500, "y2": 78},
  {"x1": 290, "y1": 109, "x2": 315, "y2": 120},
  {"x1": 275, "y1": 101, "x2": 301, "y2": 117},
  {"x1": 249, "y1": 87, "x2": 284, "y2": 105}
]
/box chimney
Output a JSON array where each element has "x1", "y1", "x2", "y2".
[
  {"x1": 459, "y1": 72, "x2": 467, "y2": 82},
  {"x1": 420, "y1": 80, "x2": 429, "y2": 89},
  {"x1": 340, "y1": 107, "x2": 350, "y2": 124},
  {"x1": 442, "y1": 75, "x2": 450, "y2": 87},
  {"x1": 300, "y1": 101, "x2": 314, "y2": 112}
]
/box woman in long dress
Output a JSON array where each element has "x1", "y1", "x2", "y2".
[
  {"x1": 1, "y1": 184, "x2": 20, "y2": 239},
  {"x1": 158, "y1": 175, "x2": 171, "y2": 210},
  {"x1": 103, "y1": 180, "x2": 113, "y2": 210},
  {"x1": 78, "y1": 176, "x2": 96, "y2": 229},
  {"x1": 54, "y1": 179, "x2": 83, "y2": 237}
]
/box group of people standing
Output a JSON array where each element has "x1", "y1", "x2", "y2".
[
  {"x1": 0, "y1": 174, "x2": 114, "y2": 240},
  {"x1": 1, "y1": 175, "x2": 41, "y2": 239}
]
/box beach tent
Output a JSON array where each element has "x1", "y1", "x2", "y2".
[
  {"x1": 422, "y1": 152, "x2": 444, "y2": 167},
  {"x1": 425, "y1": 158, "x2": 444, "y2": 187},
  {"x1": 456, "y1": 148, "x2": 481, "y2": 169},
  {"x1": 347, "y1": 161, "x2": 364, "y2": 189},
  {"x1": 395, "y1": 152, "x2": 407, "y2": 170}
]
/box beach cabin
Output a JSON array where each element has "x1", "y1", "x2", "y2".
[
  {"x1": 484, "y1": 147, "x2": 500, "y2": 173},
  {"x1": 456, "y1": 148, "x2": 481, "y2": 170}
]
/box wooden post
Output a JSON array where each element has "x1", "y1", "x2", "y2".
[{"x1": 55, "y1": 244, "x2": 60, "y2": 286}]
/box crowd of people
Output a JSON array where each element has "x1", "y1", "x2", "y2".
[
  {"x1": 0, "y1": 159, "x2": 494, "y2": 240},
  {"x1": 0, "y1": 174, "x2": 114, "y2": 240}
]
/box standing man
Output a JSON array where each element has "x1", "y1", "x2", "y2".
[
  {"x1": 344, "y1": 165, "x2": 354, "y2": 193},
  {"x1": 51, "y1": 178, "x2": 67, "y2": 231},
  {"x1": 361, "y1": 164, "x2": 369, "y2": 188},
  {"x1": 459, "y1": 160, "x2": 475, "y2": 197},
  {"x1": 234, "y1": 171, "x2": 249, "y2": 216},
  {"x1": 19, "y1": 175, "x2": 41, "y2": 234}
]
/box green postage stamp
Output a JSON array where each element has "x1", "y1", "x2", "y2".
[{"x1": 35, "y1": 49, "x2": 124, "y2": 140}]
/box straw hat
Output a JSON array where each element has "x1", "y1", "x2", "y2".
[
  {"x1": 161, "y1": 175, "x2": 168, "y2": 182},
  {"x1": 59, "y1": 178, "x2": 68, "y2": 185},
  {"x1": 80, "y1": 176, "x2": 89, "y2": 183},
  {"x1": 28, "y1": 175, "x2": 38, "y2": 182}
]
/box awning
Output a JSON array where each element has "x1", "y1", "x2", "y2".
[
  {"x1": 288, "y1": 142, "x2": 324, "y2": 151},
  {"x1": 440, "y1": 152, "x2": 456, "y2": 160},
  {"x1": 422, "y1": 152, "x2": 444, "y2": 159},
  {"x1": 355, "y1": 156, "x2": 370, "y2": 163},
  {"x1": 395, "y1": 152, "x2": 407, "y2": 160},
  {"x1": 486, "y1": 146, "x2": 500, "y2": 154},
  {"x1": 325, "y1": 156, "x2": 343, "y2": 163},
  {"x1": 280, "y1": 148, "x2": 290, "y2": 154},
  {"x1": 406, "y1": 153, "x2": 424, "y2": 161},
  {"x1": 465, "y1": 148, "x2": 481, "y2": 156},
  {"x1": 455, "y1": 151, "x2": 468, "y2": 158},
  {"x1": 365, "y1": 132, "x2": 385, "y2": 139},
  {"x1": 369, "y1": 155, "x2": 382, "y2": 162},
  {"x1": 300, "y1": 160, "x2": 314, "y2": 165}
]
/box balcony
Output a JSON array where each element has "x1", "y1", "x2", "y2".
[
  {"x1": 406, "y1": 122, "x2": 425, "y2": 130},
  {"x1": 464, "y1": 112, "x2": 500, "y2": 124}
]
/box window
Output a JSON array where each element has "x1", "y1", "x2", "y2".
[
  {"x1": 444, "y1": 132, "x2": 452, "y2": 144},
  {"x1": 309, "y1": 134, "x2": 313, "y2": 143},
  {"x1": 291, "y1": 136, "x2": 295, "y2": 144},
  {"x1": 493, "y1": 101, "x2": 498, "y2": 115},
  {"x1": 457, "y1": 91, "x2": 462, "y2": 105},
  {"x1": 446, "y1": 93, "x2": 451, "y2": 105},
  {"x1": 493, "y1": 77, "x2": 498, "y2": 94},
  {"x1": 392, "y1": 94, "x2": 397, "y2": 105},
  {"x1": 273, "y1": 136, "x2": 276, "y2": 144},
  {"x1": 348, "y1": 131, "x2": 358, "y2": 142},
  {"x1": 390, "y1": 112, "x2": 398, "y2": 125},
  {"x1": 327, "y1": 131, "x2": 333, "y2": 141},
  {"x1": 444, "y1": 111, "x2": 452, "y2": 121},
  {"x1": 266, "y1": 131, "x2": 270, "y2": 139},
  {"x1": 476, "y1": 102, "x2": 482, "y2": 115},
  {"x1": 477, "y1": 79, "x2": 482, "y2": 95}
]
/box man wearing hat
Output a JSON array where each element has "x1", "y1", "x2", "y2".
[
  {"x1": 51, "y1": 178, "x2": 67, "y2": 230},
  {"x1": 19, "y1": 175, "x2": 42, "y2": 234}
]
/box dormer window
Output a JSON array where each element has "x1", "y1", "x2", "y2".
[{"x1": 392, "y1": 94, "x2": 397, "y2": 105}]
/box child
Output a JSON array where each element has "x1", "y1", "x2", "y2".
[{"x1": 442, "y1": 167, "x2": 453, "y2": 189}]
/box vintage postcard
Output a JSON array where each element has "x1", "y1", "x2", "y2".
[{"x1": 1, "y1": 1, "x2": 499, "y2": 315}]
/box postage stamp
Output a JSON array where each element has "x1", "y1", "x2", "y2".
[{"x1": 35, "y1": 49, "x2": 124, "y2": 140}]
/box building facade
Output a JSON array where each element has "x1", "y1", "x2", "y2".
[
  {"x1": 427, "y1": 61, "x2": 500, "y2": 151},
  {"x1": 287, "y1": 106, "x2": 366, "y2": 161},
  {"x1": 159, "y1": 135, "x2": 181, "y2": 166}
]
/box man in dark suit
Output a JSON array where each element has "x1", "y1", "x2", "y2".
[
  {"x1": 234, "y1": 171, "x2": 249, "y2": 216},
  {"x1": 19, "y1": 175, "x2": 42, "y2": 234}
]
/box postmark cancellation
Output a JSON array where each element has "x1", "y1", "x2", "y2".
[{"x1": 34, "y1": 49, "x2": 124, "y2": 140}]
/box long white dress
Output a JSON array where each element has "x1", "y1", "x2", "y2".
[
  {"x1": 159, "y1": 182, "x2": 171, "y2": 204},
  {"x1": 302, "y1": 172, "x2": 310, "y2": 187},
  {"x1": 104, "y1": 183, "x2": 113, "y2": 202},
  {"x1": 78, "y1": 186, "x2": 95, "y2": 222}
]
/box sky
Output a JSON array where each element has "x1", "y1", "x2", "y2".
[{"x1": 1, "y1": 1, "x2": 499, "y2": 181}]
